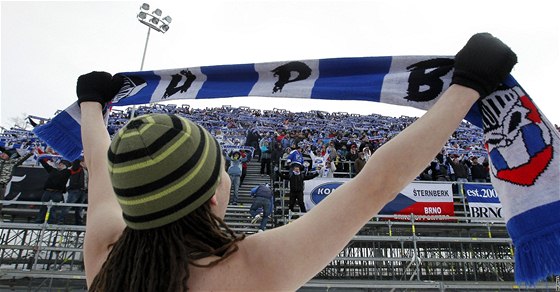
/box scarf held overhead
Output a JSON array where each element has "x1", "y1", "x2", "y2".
[{"x1": 34, "y1": 56, "x2": 560, "y2": 284}]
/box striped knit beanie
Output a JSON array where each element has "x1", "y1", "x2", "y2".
[{"x1": 107, "y1": 114, "x2": 222, "y2": 230}]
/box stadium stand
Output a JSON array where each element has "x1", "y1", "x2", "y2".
[{"x1": 1, "y1": 105, "x2": 557, "y2": 291}]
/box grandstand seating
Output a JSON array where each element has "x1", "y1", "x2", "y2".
[
  {"x1": 1, "y1": 105, "x2": 557, "y2": 291},
  {"x1": 2, "y1": 159, "x2": 556, "y2": 290}
]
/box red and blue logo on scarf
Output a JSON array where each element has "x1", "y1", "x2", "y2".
[{"x1": 483, "y1": 86, "x2": 554, "y2": 187}]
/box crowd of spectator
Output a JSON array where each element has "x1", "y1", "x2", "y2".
[{"x1": 4, "y1": 104, "x2": 558, "y2": 191}]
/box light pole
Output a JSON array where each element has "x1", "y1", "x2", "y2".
[{"x1": 137, "y1": 3, "x2": 172, "y2": 70}]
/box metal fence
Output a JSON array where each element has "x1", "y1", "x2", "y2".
[{"x1": 1, "y1": 180, "x2": 557, "y2": 290}]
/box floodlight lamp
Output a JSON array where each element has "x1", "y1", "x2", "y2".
[
  {"x1": 138, "y1": 12, "x2": 147, "y2": 20},
  {"x1": 163, "y1": 16, "x2": 172, "y2": 23},
  {"x1": 153, "y1": 9, "x2": 162, "y2": 16},
  {"x1": 141, "y1": 3, "x2": 150, "y2": 11},
  {"x1": 150, "y1": 17, "x2": 159, "y2": 25},
  {"x1": 161, "y1": 24, "x2": 169, "y2": 32}
]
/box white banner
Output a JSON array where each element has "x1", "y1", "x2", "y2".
[{"x1": 303, "y1": 179, "x2": 454, "y2": 220}]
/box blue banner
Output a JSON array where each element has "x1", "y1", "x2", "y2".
[{"x1": 463, "y1": 183, "x2": 503, "y2": 220}]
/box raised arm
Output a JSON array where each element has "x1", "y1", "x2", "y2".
[
  {"x1": 224, "y1": 33, "x2": 517, "y2": 291},
  {"x1": 77, "y1": 72, "x2": 126, "y2": 286},
  {"x1": 39, "y1": 158, "x2": 54, "y2": 173},
  {"x1": 13, "y1": 151, "x2": 33, "y2": 167}
]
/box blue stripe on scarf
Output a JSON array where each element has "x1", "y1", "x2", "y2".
[
  {"x1": 522, "y1": 123, "x2": 547, "y2": 156},
  {"x1": 311, "y1": 57, "x2": 391, "y2": 101},
  {"x1": 198, "y1": 63, "x2": 258, "y2": 98},
  {"x1": 507, "y1": 200, "x2": 560, "y2": 283},
  {"x1": 33, "y1": 110, "x2": 83, "y2": 160}
]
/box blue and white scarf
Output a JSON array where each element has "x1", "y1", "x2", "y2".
[{"x1": 34, "y1": 56, "x2": 559, "y2": 284}]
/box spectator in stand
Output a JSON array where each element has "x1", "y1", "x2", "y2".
[
  {"x1": 245, "y1": 128, "x2": 261, "y2": 161},
  {"x1": 346, "y1": 144, "x2": 359, "y2": 174},
  {"x1": 332, "y1": 152, "x2": 346, "y2": 178},
  {"x1": 428, "y1": 158, "x2": 449, "y2": 181},
  {"x1": 449, "y1": 155, "x2": 469, "y2": 182},
  {"x1": 338, "y1": 144, "x2": 349, "y2": 160},
  {"x1": 232, "y1": 137, "x2": 242, "y2": 147},
  {"x1": 286, "y1": 143, "x2": 304, "y2": 169},
  {"x1": 280, "y1": 133, "x2": 292, "y2": 150},
  {"x1": 226, "y1": 150, "x2": 247, "y2": 205},
  {"x1": 348, "y1": 134, "x2": 358, "y2": 148},
  {"x1": 312, "y1": 152, "x2": 334, "y2": 178},
  {"x1": 326, "y1": 141, "x2": 337, "y2": 162},
  {"x1": 469, "y1": 156, "x2": 487, "y2": 182},
  {"x1": 259, "y1": 139, "x2": 272, "y2": 177},
  {"x1": 325, "y1": 158, "x2": 337, "y2": 178},
  {"x1": 249, "y1": 183, "x2": 274, "y2": 232},
  {"x1": 358, "y1": 137, "x2": 370, "y2": 152},
  {"x1": 346, "y1": 144, "x2": 359, "y2": 162},
  {"x1": 308, "y1": 148, "x2": 326, "y2": 173},
  {"x1": 239, "y1": 150, "x2": 249, "y2": 186},
  {"x1": 34, "y1": 157, "x2": 73, "y2": 224},
  {"x1": 482, "y1": 157, "x2": 491, "y2": 182},
  {"x1": 279, "y1": 164, "x2": 318, "y2": 213},
  {"x1": 418, "y1": 164, "x2": 433, "y2": 181},
  {"x1": 354, "y1": 151, "x2": 367, "y2": 175},
  {"x1": 0, "y1": 150, "x2": 33, "y2": 204},
  {"x1": 362, "y1": 146, "x2": 372, "y2": 161},
  {"x1": 59, "y1": 159, "x2": 88, "y2": 225},
  {"x1": 340, "y1": 148, "x2": 352, "y2": 175},
  {"x1": 315, "y1": 139, "x2": 324, "y2": 150},
  {"x1": 282, "y1": 147, "x2": 291, "y2": 160},
  {"x1": 319, "y1": 144, "x2": 327, "y2": 157},
  {"x1": 270, "y1": 143, "x2": 283, "y2": 182},
  {"x1": 275, "y1": 130, "x2": 285, "y2": 144},
  {"x1": 270, "y1": 143, "x2": 283, "y2": 165}
]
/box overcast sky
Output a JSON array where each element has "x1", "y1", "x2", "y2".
[{"x1": 2, "y1": 0, "x2": 559, "y2": 128}]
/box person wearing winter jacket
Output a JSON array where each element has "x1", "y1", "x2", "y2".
[
  {"x1": 58, "y1": 159, "x2": 88, "y2": 224},
  {"x1": 279, "y1": 165, "x2": 318, "y2": 213},
  {"x1": 34, "y1": 157, "x2": 73, "y2": 223},
  {"x1": 259, "y1": 139, "x2": 272, "y2": 176},
  {"x1": 226, "y1": 150, "x2": 247, "y2": 205},
  {"x1": 249, "y1": 183, "x2": 274, "y2": 231}
]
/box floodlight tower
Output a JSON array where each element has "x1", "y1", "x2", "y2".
[{"x1": 137, "y1": 3, "x2": 172, "y2": 70}]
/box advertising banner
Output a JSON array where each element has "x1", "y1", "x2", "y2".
[
  {"x1": 463, "y1": 183, "x2": 503, "y2": 221},
  {"x1": 303, "y1": 178, "x2": 350, "y2": 211},
  {"x1": 303, "y1": 179, "x2": 454, "y2": 221},
  {"x1": 380, "y1": 182, "x2": 455, "y2": 221}
]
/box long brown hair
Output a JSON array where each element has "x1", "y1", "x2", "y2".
[{"x1": 89, "y1": 201, "x2": 245, "y2": 291}]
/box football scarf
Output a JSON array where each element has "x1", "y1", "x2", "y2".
[{"x1": 34, "y1": 56, "x2": 560, "y2": 284}]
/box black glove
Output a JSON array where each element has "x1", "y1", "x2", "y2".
[
  {"x1": 76, "y1": 71, "x2": 123, "y2": 106},
  {"x1": 451, "y1": 33, "x2": 517, "y2": 98}
]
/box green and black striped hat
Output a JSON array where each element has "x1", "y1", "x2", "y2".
[{"x1": 107, "y1": 114, "x2": 222, "y2": 230}]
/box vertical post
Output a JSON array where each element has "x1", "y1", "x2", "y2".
[
  {"x1": 140, "y1": 26, "x2": 151, "y2": 71},
  {"x1": 33, "y1": 201, "x2": 52, "y2": 270},
  {"x1": 411, "y1": 213, "x2": 421, "y2": 280},
  {"x1": 133, "y1": 26, "x2": 151, "y2": 119},
  {"x1": 459, "y1": 182, "x2": 468, "y2": 221}
]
